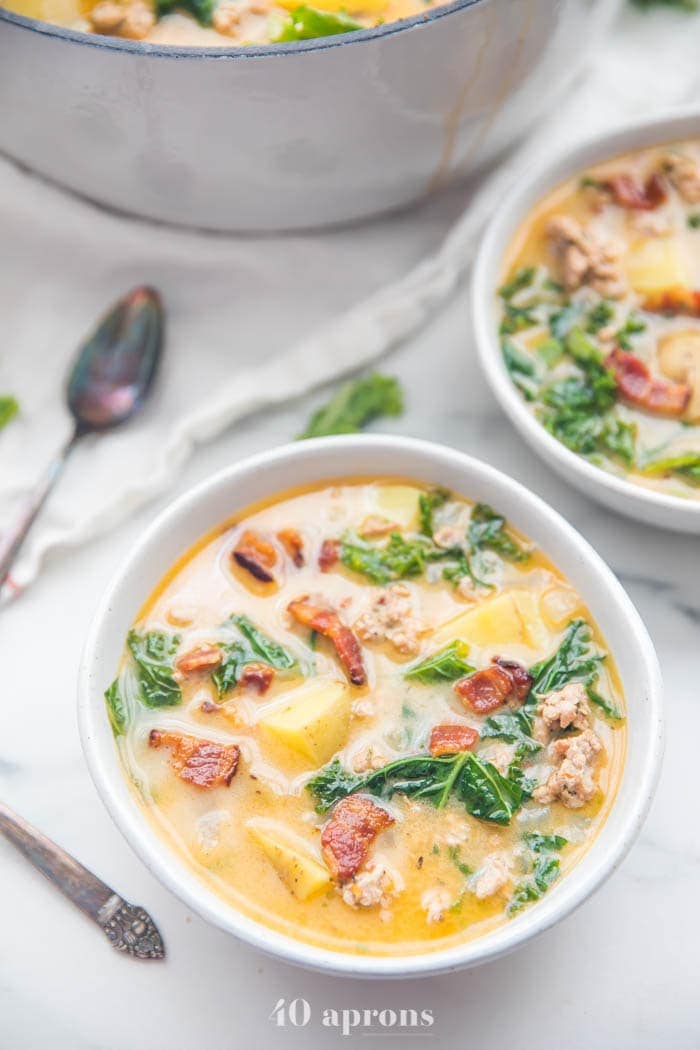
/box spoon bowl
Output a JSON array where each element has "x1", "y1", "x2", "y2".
[{"x1": 67, "y1": 286, "x2": 163, "y2": 433}]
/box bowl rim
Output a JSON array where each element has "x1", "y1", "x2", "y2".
[
  {"x1": 0, "y1": 0, "x2": 482, "y2": 60},
  {"x1": 77, "y1": 434, "x2": 663, "y2": 977},
  {"x1": 472, "y1": 106, "x2": 700, "y2": 528}
]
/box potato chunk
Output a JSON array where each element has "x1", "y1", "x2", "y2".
[
  {"x1": 258, "y1": 680, "x2": 351, "y2": 764},
  {"x1": 373, "y1": 485, "x2": 422, "y2": 528},
  {"x1": 247, "y1": 821, "x2": 331, "y2": 901},
  {"x1": 626, "y1": 237, "x2": 689, "y2": 295},
  {"x1": 432, "y1": 590, "x2": 547, "y2": 651}
]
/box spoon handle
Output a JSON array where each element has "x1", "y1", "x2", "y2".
[
  {"x1": 0, "y1": 429, "x2": 79, "y2": 594},
  {"x1": 0, "y1": 800, "x2": 165, "y2": 959}
]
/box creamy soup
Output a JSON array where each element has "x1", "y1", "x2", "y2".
[
  {"x1": 498, "y1": 141, "x2": 700, "y2": 499},
  {"x1": 105, "y1": 479, "x2": 625, "y2": 956},
  {"x1": 3, "y1": 0, "x2": 447, "y2": 45}
]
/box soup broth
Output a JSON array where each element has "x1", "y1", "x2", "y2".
[
  {"x1": 498, "y1": 140, "x2": 700, "y2": 500},
  {"x1": 3, "y1": 0, "x2": 449, "y2": 45},
  {"x1": 106, "y1": 478, "x2": 625, "y2": 956}
]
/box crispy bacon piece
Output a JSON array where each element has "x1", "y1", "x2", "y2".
[
  {"x1": 288, "y1": 596, "x2": 366, "y2": 685},
  {"x1": 605, "y1": 347, "x2": 690, "y2": 416},
  {"x1": 321, "y1": 795, "x2": 394, "y2": 881},
  {"x1": 232, "y1": 530, "x2": 277, "y2": 584},
  {"x1": 429, "y1": 724, "x2": 479, "y2": 757},
  {"x1": 492, "y1": 657, "x2": 533, "y2": 703},
  {"x1": 643, "y1": 286, "x2": 700, "y2": 318},
  {"x1": 318, "y1": 538, "x2": 340, "y2": 573},
  {"x1": 603, "y1": 172, "x2": 667, "y2": 211},
  {"x1": 176, "y1": 644, "x2": 222, "y2": 676},
  {"x1": 148, "y1": 729, "x2": 240, "y2": 789},
  {"x1": 239, "y1": 662, "x2": 275, "y2": 695},
  {"x1": 277, "y1": 528, "x2": 305, "y2": 568},
  {"x1": 454, "y1": 658, "x2": 532, "y2": 715}
]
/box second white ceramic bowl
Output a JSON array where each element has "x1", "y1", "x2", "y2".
[
  {"x1": 472, "y1": 109, "x2": 700, "y2": 533},
  {"x1": 78, "y1": 436, "x2": 663, "y2": 977}
]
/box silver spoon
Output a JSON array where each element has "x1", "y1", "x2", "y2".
[
  {"x1": 0, "y1": 287, "x2": 164, "y2": 595},
  {"x1": 0, "y1": 799, "x2": 165, "y2": 959}
]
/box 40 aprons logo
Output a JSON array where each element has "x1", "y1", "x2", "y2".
[{"x1": 270, "y1": 997, "x2": 435, "y2": 1037}]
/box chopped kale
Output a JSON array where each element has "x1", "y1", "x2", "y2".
[
  {"x1": 308, "y1": 751, "x2": 524, "y2": 825},
  {"x1": 340, "y1": 531, "x2": 429, "y2": 584},
  {"x1": 404, "y1": 641, "x2": 474, "y2": 683},
  {"x1": 126, "y1": 630, "x2": 182, "y2": 708},
  {"x1": 0, "y1": 395, "x2": 18, "y2": 431},
  {"x1": 298, "y1": 373, "x2": 403, "y2": 439},
  {"x1": 468, "y1": 503, "x2": 530, "y2": 563},
  {"x1": 232, "y1": 614, "x2": 296, "y2": 669},
  {"x1": 212, "y1": 615, "x2": 296, "y2": 697},
  {"x1": 586, "y1": 300, "x2": 615, "y2": 333},
  {"x1": 104, "y1": 679, "x2": 128, "y2": 736},
  {"x1": 502, "y1": 340, "x2": 539, "y2": 401},
  {"x1": 642, "y1": 451, "x2": 700, "y2": 483},
  {"x1": 523, "y1": 832, "x2": 568, "y2": 853},
  {"x1": 537, "y1": 337, "x2": 565, "y2": 368},
  {"x1": 507, "y1": 854, "x2": 561, "y2": 914},
  {"x1": 530, "y1": 619, "x2": 605, "y2": 697},
  {"x1": 499, "y1": 267, "x2": 536, "y2": 300},
  {"x1": 448, "y1": 845, "x2": 473, "y2": 877},
  {"x1": 156, "y1": 0, "x2": 216, "y2": 24},
  {"x1": 418, "y1": 487, "x2": 450, "y2": 538},
  {"x1": 272, "y1": 4, "x2": 364, "y2": 40},
  {"x1": 615, "y1": 315, "x2": 646, "y2": 351},
  {"x1": 500, "y1": 303, "x2": 537, "y2": 336}
]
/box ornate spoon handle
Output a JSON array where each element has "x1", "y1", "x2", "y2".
[{"x1": 0, "y1": 800, "x2": 164, "y2": 959}]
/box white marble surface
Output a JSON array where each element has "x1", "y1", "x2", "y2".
[
  {"x1": 2, "y1": 10, "x2": 700, "y2": 1047},
  {"x1": 2, "y1": 282, "x2": 699, "y2": 1048}
]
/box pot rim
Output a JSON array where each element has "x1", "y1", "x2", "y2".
[{"x1": 0, "y1": 0, "x2": 483, "y2": 59}]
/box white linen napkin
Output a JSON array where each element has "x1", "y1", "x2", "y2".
[{"x1": 1, "y1": 5, "x2": 698, "y2": 593}]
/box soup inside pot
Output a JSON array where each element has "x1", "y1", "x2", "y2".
[
  {"x1": 2, "y1": 0, "x2": 451, "y2": 45},
  {"x1": 105, "y1": 478, "x2": 625, "y2": 956},
  {"x1": 497, "y1": 140, "x2": 700, "y2": 500}
]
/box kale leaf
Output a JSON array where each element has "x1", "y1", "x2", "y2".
[
  {"x1": 642, "y1": 452, "x2": 700, "y2": 484},
  {"x1": 232, "y1": 614, "x2": 296, "y2": 669},
  {"x1": 404, "y1": 641, "x2": 474, "y2": 683},
  {"x1": 502, "y1": 340, "x2": 539, "y2": 401},
  {"x1": 156, "y1": 0, "x2": 216, "y2": 24},
  {"x1": 468, "y1": 503, "x2": 530, "y2": 562},
  {"x1": 127, "y1": 630, "x2": 182, "y2": 708},
  {"x1": 273, "y1": 4, "x2": 364, "y2": 41},
  {"x1": 507, "y1": 854, "x2": 561, "y2": 915},
  {"x1": 340, "y1": 531, "x2": 430, "y2": 584},
  {"x1": 499, "y1": 267, "x2": 536, "y2": 300},
  {"x1": 480, "y1": 705, "x2": 540, "y2": 753},
  {"x1": 298, "y1": 373, "x2": 402, "y2": 439},
  {"x1": 523, "y1": 832, "x2": 568, "y2": 853},
  {"x1": 104, "y1": 679, "x2": 128, "y2": 736},
  {"x1": 213, "y1": 615, "x2": 297, "y2": 697},
  {"x1": 418, "y1": 488, "x2": 450, "y2": 538},
  {"x1": 307, "y1": 759, "x2": 362, "y2": 814},
  {"x1": 308, "y1": 752, "x2": 524, "y2": 825},
  {"x1": 0, "y1": 395, "x2": 18, "y2": 431},
  {"x1": 507, "y1": 832, "x2": 567, "y2": 914},
  {"x1": 529, "y1": 619, "x2": 604, "y2": 696}
]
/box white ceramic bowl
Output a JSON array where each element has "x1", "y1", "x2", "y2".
[
  {"x1": 78, "y1": 436, "x2": 663, "y2": 977},
  {"x1": 472, "y1": 109, "x2": 700, "y2": 534}
]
